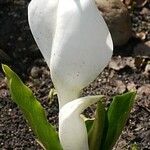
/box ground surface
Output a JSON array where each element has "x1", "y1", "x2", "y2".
[{"x1": 0, "y1": 0, "x2": 150, "y2": 149}]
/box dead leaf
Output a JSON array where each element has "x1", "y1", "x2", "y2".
[
  {"x1": 137, "y1": 84, "x2": 150, "y2": 95},
  {"x1": 109, "y1": 56, "x2": 135, "y2": 70},
  {"x1": 115, "y1": 80, "x2": 126, "y2": 93},
  {"x1": 127, "y1": 82, "x2": 136, "y2": 91},
  {"x1": 136, "y1": 0, "x2": 148, "y2": 7},
  {"x1": 140, "y1": 7, "x2": 150, "y2": 15}
]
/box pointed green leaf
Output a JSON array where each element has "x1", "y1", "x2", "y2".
[
  {"x1": 88, "y1": 100, "x2": 106, "y2": 150},
  {"x1": 101, "y1": 91, "x2": 136, "y2": 150},
  {"x1": 2, "y1": 64, "x2": 62, "y2": 150},
  {"x1": 85, "y1": 119, "x2": 94, "y2": 133},
  {"x1": 131, "y1": 144, "x2": 139, "y2": 150}
]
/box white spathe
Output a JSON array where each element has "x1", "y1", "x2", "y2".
[
  {"x1": 28, "y1": 0, "x2": 58, "y2": 66},
  {"x1": 28, "y1": 0, "x2": 113, "y2": 108},
  {"x1": 50, "y1": 0, "x2": 113, "y2": 108},
  {"x1": 28, "y1": 0, "x2": 113, "y2": 150},
  {"x1": 59, "y1": 95, "x2": 101, "y2": 150}
]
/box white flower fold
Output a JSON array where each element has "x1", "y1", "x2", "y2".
[
  {"x1": 59, "y1": 95, "x2": 100, "y2": 150},
  {"x1": 28, "y1": 0, "x2": 113, "y2": 109},
  {"x1": 51, "y1": 0, "x2": 113, "y2": 108},
  {"x1": 28, "y1": 0, "x2": 58, "y2": 65}
]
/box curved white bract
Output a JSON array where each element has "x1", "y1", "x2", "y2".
[
  {"x1": 28, "y1": 0, "x2": 58, "y2": 66},
  {"x1": 59, "y1": 95, "x2": 101, "y2": 150},
  {"x1": 50, "y1": 0, "x2": 113, "y2": 108}
]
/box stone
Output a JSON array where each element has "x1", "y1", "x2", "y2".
[{"x1": 95, "y1": 0, "x2": 132, "y2": 46}]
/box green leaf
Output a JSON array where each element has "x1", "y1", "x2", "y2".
[
  {"x1": 131, "y1": 144, "x2": 139, "y2": 150},
  {"x1": 85, "y1": 119, "x2": 94, "y2": 133},
  {"x1": 101, "y1": 91, "x2": 136, "y2": 150},
  {"x1": 2, "y1": 64, "x2": 62, "y2": 150},
  {"x1": 88, "y1": 100, "x2": 106, "y2": 150}
]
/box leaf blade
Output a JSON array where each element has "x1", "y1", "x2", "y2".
[
  {"x1": 2, "y1": 64, "x2": 62, "y2": 150},
  {"x1": 88, "y1": 99, "x2": 106, "y2": 150},
  {"x1": 101, "y1": 91, "x2": 136, "y2": 150}
]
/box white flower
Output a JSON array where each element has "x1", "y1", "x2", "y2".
[
  {"x1": 28, "y1": 0, "x2": 113, "y2": 149},
  {"x1": 59, "y1": 95, "x2": 101, "y2": 150},
  {"x1": 28, "y1": 0, "x2": 58, "y2": 66},
  {"x1": 28, "y1": 0, "x2": 113, "y2": 108}
]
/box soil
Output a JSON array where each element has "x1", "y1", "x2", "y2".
[{"x1": 0, "y1": 0, "x2": 150, "y2": 150}]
